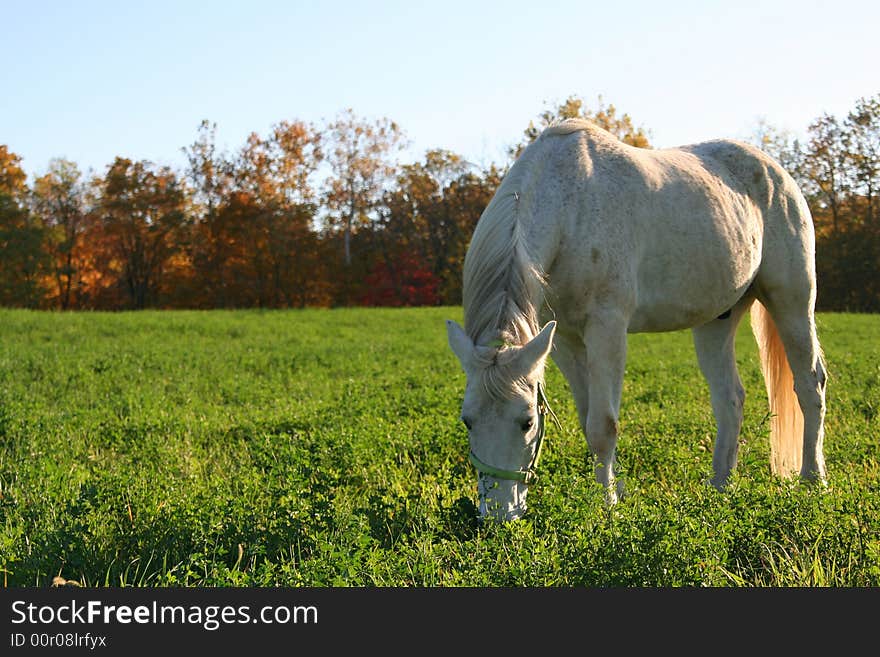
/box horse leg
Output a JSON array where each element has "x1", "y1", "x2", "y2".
[
  {"x1": 583, "y1": 311, "x2": 628, "y2": 504},
  {"x1": 758, "y1": 294, "x2": 827, "y2": 483},
  {"x1": 549, "y1": 329, "x2": 590, "y2": 435},
  {"x1": 691, "y1": 297, "x2": 752, "y2": 489}
]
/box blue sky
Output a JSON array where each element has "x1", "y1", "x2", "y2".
[{"x1": 3, "y1": 0, "x2": 878, "y2": 179}]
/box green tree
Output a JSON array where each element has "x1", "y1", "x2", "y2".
[{"x1": 0, "y1": 146, "x2": 46, "y2": 307}]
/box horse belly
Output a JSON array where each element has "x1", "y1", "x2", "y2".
[{"x1": 627, "y1": 207, "x2": 762, "y2": 333}]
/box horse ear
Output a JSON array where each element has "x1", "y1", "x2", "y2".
[
  {"x1": 446, "y1": 320, "x2": 474, "y2": 370},
  {"x1": 512, "y1": 321, "x2": 556, "y2": 379}
]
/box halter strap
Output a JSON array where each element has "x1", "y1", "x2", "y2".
[{"x1": 468, "y1": 382, "x2": 556, "y2": 485}]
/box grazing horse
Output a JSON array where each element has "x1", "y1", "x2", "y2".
[{"x1": 446, "y1": 118, "x2": 827, "y2": 521}]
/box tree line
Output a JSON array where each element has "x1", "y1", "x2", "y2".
[
  {"x1": 753, "y1": 94, "x2": 880, "y2": 312},
  {"x1": 1, "y1": 94, "x2": 877, "y2": 311}
]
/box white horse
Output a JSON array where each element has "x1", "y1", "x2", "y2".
[{"x1": 447, "y1": 118, "x2": 827, "y2": 521}]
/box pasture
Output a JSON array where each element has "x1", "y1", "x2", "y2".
[{"x1": 0, "y1": 307, "x2": 877, "y2": 586}]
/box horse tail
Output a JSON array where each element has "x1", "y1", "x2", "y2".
[{"x1": 750, "y1": 300, "x2": 803, "y2": 477}]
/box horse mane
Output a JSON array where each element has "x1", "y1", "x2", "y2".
[{"x1": 462, "y1": 143, "x2": 549, "y2": 399}]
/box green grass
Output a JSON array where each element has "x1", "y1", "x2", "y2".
[{"x1": 0, "y1": 307, "x2": 877, "y2": 586}]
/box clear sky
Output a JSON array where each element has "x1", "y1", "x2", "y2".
[{"x1": 3, "y1": 0, "x2": 879, "y2": 180}]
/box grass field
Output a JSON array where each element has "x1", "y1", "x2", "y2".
[{"x1": 0, "y1": 307, "x2": 877, "y2": 587}]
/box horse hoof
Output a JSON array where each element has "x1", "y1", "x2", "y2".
[
  {"x1": 603, "y1": 480, "x2": 625, "y2": 506},
  {"x1": 801, "y1": 473, "x2": 828, "y2": 489},
  {"x1": 708, "y1": 476, "x2": 729, "y2": 491}
]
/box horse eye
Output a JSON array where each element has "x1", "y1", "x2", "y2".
[{"x1": 521, "y1": 418, "x2": 534, "y2": 432}]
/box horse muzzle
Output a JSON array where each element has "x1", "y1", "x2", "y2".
[{"x1": 478, "y1": 473, "x2": 529, "y2": 521}]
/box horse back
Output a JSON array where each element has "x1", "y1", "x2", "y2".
[
  {"x1": 534, "y1": 128, "x2": 770, "y2": 331},
  {"x1": 524, "y1": 123, "x2": 814, "y2": 332},
  {"x1": 680, "y1": 138, "x2": 783, "y2": 211},
  {"x1": 682, "y1": 137, "x2": 817, "y2": 278}
]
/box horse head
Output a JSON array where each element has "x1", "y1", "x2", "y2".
[{"x1": 447, "y1": 319, "x2": 556, "y2": 521}]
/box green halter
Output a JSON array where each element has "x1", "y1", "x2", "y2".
[{"x1": 467, "y1": 381, "x2": 557, "y2": 485}]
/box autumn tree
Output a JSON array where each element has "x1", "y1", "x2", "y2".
[
  {"x1": 803, "y1": 113, "x2": 850, "y2": 235},
  {"x1": 227, "y1": 120, "x2": 324, "y2": 307},
  {"x1": 754, "y1": 93, "x2": 880, "y2": 311},
  {"x1": 513, "y1": 94, "x2": 651, "y2": 158},
  {"x1": 97, "y1": 158, "x2": 187, "y2": 309},
  {"x1": 437, "y1": 164, "x2": 504, "y2": 303},
  {"x1": 31, "y1": 158, "x2": 89, "y2": 309},
  {"x1": 182, "y1": 120, "x2": 233, "y2": 307},
  {"x1": 0, "y1": 146, "x2": 46, "y2": 307},
  {"x1": 375, "y1": 150, "x2": 501, "y2": 305},
  {"x1": 368, "y1": 150, "x2": 461, "y2": 305},
  {"x1": 831, "y1": 94, "x2": 880, "y2": 309},
  {"x1": 844, "y1": 95, "x2": 880, "y2": 225},
  {"x1": 322, "y1": 109, "x2": 406, "y2": 303},
  {"x1": 751, "y1": 118, "x2": 806, "y2": 181}
]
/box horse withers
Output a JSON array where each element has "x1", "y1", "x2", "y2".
[{"x1": 447, "y1": 119, "x2": 827, "y2": 521}]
